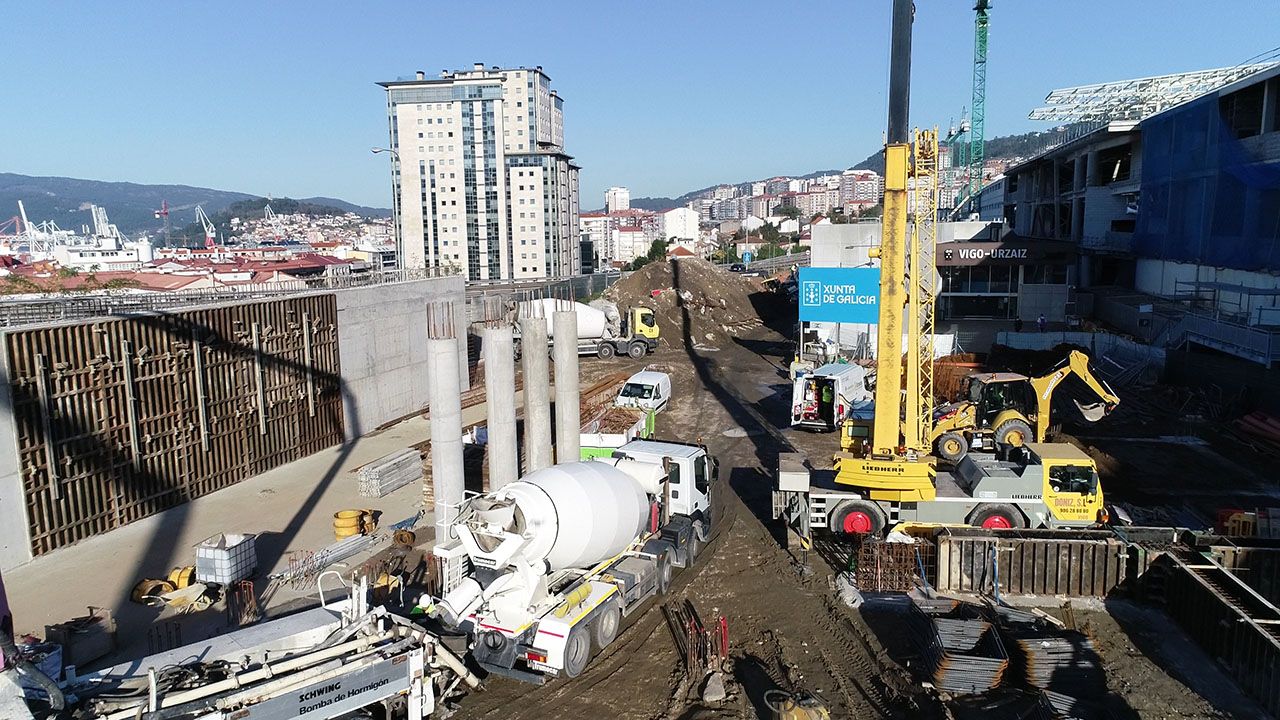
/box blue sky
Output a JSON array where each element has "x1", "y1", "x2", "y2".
[{"x1": 4, "y1": 1, "x2": 1277, "y2": 209}]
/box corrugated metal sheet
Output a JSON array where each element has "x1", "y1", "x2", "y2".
[{"x1": 3, "y1": 295, "x2": 343, "y2": 556}]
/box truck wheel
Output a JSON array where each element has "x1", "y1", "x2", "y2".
[
  {"x1": 627, "y1": 341, "x2": 647, "y2": 359},
  {"x1": 936, "y1": 431, "x2": 968, "y2": 463},
  {"x1": 597, "y1": 343, "x2": 616, "y2": 359},
  {"x1": 969, "y1": 503, "x2": 1026, "y2": 530},
  {"x1": 562, "y1": 626, "x2": 592, "y2": 678},
  {"x1": 685, "y1": 531, "x2": 701, "y2": 566},
  {"x1": 593, "y1": 600, "x2": 621, "y2": 649},
  {"x1": 830, "y1": 500, "x2": 885, "y2": 536},
  {"x1": 656, "y1": 547, "x2": 675, "y2": 594},
  {"x1": 995, "y1": 419, "x2": 1033, "y2": 448}
]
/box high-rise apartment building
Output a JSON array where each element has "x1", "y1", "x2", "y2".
[
  {"x1": 605, "y1": 187, "x2": 631, "y2": 213},
  {"x1": 378, "y1": 64, "x2": 580, "y2": 279}
]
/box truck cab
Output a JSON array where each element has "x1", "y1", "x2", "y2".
[
  {"x1": 953, "y1": 442, "x2": 1105, "y2": 528},
  {"x1": 624, "y1": 306, "x2": 660, "y2": 347},
  {"x1": 612, "y1": 439, "x2": 716, "y2": 525}
]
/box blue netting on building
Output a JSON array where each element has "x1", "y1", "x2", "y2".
[{"x1": 1134, "y1": 95, "x2": 1280, "y2": 271}]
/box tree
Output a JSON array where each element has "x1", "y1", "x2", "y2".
[
  {"x1": 760, "y1": 222, "x2": 781, "y2": 244},
  {"x1": 646, "y1": 238, "x2": 667, "y2": 261},
  {"x1": 775, "y1": 205, "x2": 803, "y2": 220},
  {"x1": 860, "y1": 204, "x2": 884, "y2": 219}
]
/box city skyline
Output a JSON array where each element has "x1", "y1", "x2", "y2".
[{"x1": 4, "y1": 1, "x2": 1279, "y2": 209}]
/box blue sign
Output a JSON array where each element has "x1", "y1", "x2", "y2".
[
  {"x1": 741, "y1": 251, "x2": 754, "y2": 264},
  {"x1": 797, "y1": 267, "x2": 881, "y2": 323}
]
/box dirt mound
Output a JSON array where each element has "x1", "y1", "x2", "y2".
[{"x1": 605, "y1": 258, "x2": 768, "y2": 350}]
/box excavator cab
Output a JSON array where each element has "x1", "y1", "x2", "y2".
[{"x1": 964, "y1": 373, "x2": 1035, "y2": 430}]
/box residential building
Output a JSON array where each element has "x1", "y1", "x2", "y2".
[
  {"x1": 605, "y1": 186, "x2": 630, "y2": 213},
  {"x1": 764, "y1": 177, "x2": 791, "y2": 195},
  {"x1": 661, "y1": 207, "x2": 699, "y2": 241},
  {"x1": 579, "y1": 212, "x2": 610, "y2": 266},
  {"x1": 378, "y1": 63, "x2": 581, "y2": 280}
]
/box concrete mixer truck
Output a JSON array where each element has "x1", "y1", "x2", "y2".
[
  {"x1": 428, "y1": 439, "x2": 716, "y2": 682},
  {"x1": 513, "y1": 298, "x2": 660, "y2": 360}
]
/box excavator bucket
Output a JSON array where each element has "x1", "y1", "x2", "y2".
[{"x1": 1075, "y1": 399, "x2": 1110, "y2": 422}]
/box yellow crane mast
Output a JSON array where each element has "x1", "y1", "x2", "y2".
[{"x1": 833, "y1": 0, "x2": 937, "y2": 501}]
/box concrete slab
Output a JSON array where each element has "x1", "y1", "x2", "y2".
[{"x1": 2, "y1": 391, "x2": 522, "y2": 670}]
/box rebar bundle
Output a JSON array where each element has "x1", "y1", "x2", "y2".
[{"x1": 907, "y1": 597, "x2": 1009, "y2": 695}]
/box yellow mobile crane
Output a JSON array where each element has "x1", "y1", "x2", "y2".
[{"x1": 773, "y1": 0, "x2": 1107, "y2": 539}]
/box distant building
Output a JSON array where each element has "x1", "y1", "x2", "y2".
[
  {"x1": 378, "y1": 63, "x2": 581, "y2": 280},
  {"x1": 605, "y1": 186, "x2": 630, "y2": 213},
  {"x1": 661, "y1": 207, "x2": 699, "y2": 242}
]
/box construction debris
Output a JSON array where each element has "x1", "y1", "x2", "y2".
[{"x1": 358, "y1": 448, "x2": 424, "y2": 498}]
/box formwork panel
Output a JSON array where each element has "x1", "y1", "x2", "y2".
[
  {"x1": 935, "y1": 530, "x2": 1131, "y2": 597},
  {"x1": 3, "y1": 295, "x2": 343, "y2": 556}
]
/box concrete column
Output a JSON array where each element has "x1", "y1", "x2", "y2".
[
  {"x1": 453, "y1": 299, "x2": 470, "y2": 391},
  {"x1": 520, "y1": 313, "x2": 553, "y2": 473},
  {"x1": 483, "y1": 306, "x2": 518, "y2": 490},
  {"x1": 552, "y1": 308, "x2": 580, "y2": 464},
  {"x1": 427, "y1": 302, "x2": 464, "y2": 545}
]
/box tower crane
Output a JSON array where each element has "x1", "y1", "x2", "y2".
[
  {"x1": 968, "y1": 1, "x2": 991, "y2": 200},
  {"x1": 194, "y1": 205, "x2": 217, "y2": 248}
]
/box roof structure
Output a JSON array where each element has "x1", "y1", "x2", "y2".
[{"x1": 1028, "y1": 63, "x2": 1280, "y2": 122}]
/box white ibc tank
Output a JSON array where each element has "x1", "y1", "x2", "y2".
[
  {"x1": 521, "y1": 298, "x2": 608, "y2": 340},
  {"x1": 501, "y1": 461, "x2": 649, "y2": 571}
]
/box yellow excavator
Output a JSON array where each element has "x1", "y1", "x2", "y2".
[{"x1": 930, "y1": 350, "x2": 1120, "y2": 463}]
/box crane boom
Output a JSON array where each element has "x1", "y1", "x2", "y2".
[{"x1": 969, "y1": 0, "x2": 991, "y2": 199}]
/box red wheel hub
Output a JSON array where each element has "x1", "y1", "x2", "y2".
[
  {"x1": 981, "y1": 514, "x2": 1013, "y2": 529},
  {"x1": 842, "y1": 511, "x2": 873, "y2": 534}
]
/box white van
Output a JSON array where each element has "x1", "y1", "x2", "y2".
[
  {"x1": 615, "y1": 371, "x2": 672, "y2": 414},
  {"x1": 790, "y1": 363, "x2": 872, "y2": 431}
]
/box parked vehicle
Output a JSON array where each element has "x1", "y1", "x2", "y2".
[
  {"x1": 729, "y1": 263, "x2": 746, "y2": 273},
  {"x1": 790, "y1": 363, "x2": 872, "y2": 431},
  {"x1": 616, "y1": 371, "x2": 672, "y2": 413}
]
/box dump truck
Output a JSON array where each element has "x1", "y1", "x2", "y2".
[
  {"x1": 428, "y1": 439, "x2": 717, "y2": 682},
  {"x1": 774, "y1": 442, "x2": 1107, "y2": 539},
  {"x1": 930, "y1": 350, "x2": 1120, "y2": 463},
  {"x1": 579, "y1": 406, "x2": 656, "y2": 459},
  {"x1": 514, "y1": 298, "x2": 659, "y2": 359}
]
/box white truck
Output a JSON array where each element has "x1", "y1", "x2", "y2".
[
  {"x1": 429, "y1": 440, "x2": 717, "y2": 682},
  {"x1": 514, "y1": 298, "x2": 660, "y2": 360},
  {"x1": 790, "y1": 363, "x2": 873, "y2": 432}
]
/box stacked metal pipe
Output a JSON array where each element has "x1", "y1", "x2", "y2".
[{"x1": 357, "y1": 449, "x2": 423, "y2": 498}]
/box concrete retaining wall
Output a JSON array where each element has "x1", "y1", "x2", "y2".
[
  {"x1": 0, "y1": 352, "x2": 26, "y2": 570},
  {"x1": 335, "y1": 275, "x2": 468, "y2": 440}
]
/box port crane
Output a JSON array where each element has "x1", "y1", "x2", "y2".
[
  {"x1": 194, "y1": 205, "x2": 217, "y2": 248},
  {"x1": 153, "y1": 200, "x2": 171, "y2": 248},
  {"x1": 263, "y1": 203, "x2": 285, "y2": 242}
]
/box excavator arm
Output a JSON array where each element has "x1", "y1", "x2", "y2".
[{"x1": 1028, "y1": 350, "x2": 1120, "y2": 440}]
